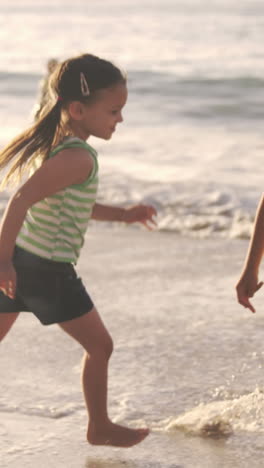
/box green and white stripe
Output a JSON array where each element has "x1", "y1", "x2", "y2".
[{"x1": 16, "y1": 137, "x2": 99, "y2": 264}]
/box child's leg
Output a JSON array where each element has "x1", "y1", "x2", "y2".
[
  {"x1": 0, "y1": 312, "x2": 19, "y2": 341},
  {"x1": 59, "y1": 307, "x2": 149, "y2": 447}
]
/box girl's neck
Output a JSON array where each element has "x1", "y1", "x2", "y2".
[{"x1": 68, "y1": 121, "x2": 90, "y2": 141}]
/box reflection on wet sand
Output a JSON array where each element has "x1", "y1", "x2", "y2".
[{"x1": 85, "y1": 458, "x2": 181, "y2": 468}]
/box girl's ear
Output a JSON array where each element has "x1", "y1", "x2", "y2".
[{"x1": 68, "y1": 101, "x2": 84, "y2": 120}]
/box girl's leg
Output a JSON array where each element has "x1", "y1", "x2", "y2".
[
  {"x1": 59, "y1": 307, "x2": 149, "y2": 447},
  {"x1": 0, "y1": 312, "x2": 19, "y2": 342}
]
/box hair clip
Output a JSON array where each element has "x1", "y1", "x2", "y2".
[{"x1": 80, "y1": 72, "x2": 90, "y2": 97}]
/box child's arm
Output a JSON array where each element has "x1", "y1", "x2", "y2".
[
  {"x1": 91, "y1": 202, "x2": 157, "y2": 230},
  {"x1": 236, "y1": 194, "x2": 264, "y2": 313}
]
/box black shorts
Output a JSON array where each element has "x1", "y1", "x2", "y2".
[{"x1": 0, "y1": 246, "x2": 94, "y2": 325}]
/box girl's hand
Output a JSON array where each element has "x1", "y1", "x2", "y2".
[
  {"x1": 236, "y1": 271, "x2": 263, "y2": 313},
  {"x1": 0, "y1": 262, "x2": 17, "y2": 299},
  {"x1": 122, "y1": 204, "x2": 157, "y2": 230}
]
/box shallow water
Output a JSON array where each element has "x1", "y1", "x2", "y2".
[
  {"x1": 1, "y1": 231, "x2": 264, "y2": 467},
  {"x1": 1, "y1": 1, "x2": 264, "y2": 466}
]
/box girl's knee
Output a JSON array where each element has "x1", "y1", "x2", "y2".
[
  {"x1": 85, "y1": 332, "x2": 113, "y2": 360},
  {"x1": 102, "y1": 333, "x2": 114, "y2": 360},
  {"x1": 60, "y1": 308, "x2": 113, "y2": 359}
]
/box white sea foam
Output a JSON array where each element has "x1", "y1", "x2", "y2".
[
  {"x1": 165, "y1": 388, "x2": 264, "y2": 437},
  {"x1": 0, "y1": 401, "x2": 83, "y2": 419},
  {"x1": 0, "y1": 181, "x2": 255, "y2": 238}
]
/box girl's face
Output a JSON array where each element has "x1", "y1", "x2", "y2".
[{"x1": 73, "y1": 82, "x2": 128, "y2": 141}]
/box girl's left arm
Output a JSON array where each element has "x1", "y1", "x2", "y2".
[{"x1": 91, "y1": 202, "x2": 157, "y2": 230}]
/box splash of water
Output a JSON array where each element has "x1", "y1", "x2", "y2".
[{"x1": 164, "y1": 388, "x2": 264, "y2": 437}]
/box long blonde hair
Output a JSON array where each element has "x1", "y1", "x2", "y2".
[{"x1": 0, "y1": 53, "x2": 126, "y2": 189}]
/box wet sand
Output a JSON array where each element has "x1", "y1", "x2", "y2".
[{"x1": 1, "y1": 228, "x2": 259, "y2": 468}]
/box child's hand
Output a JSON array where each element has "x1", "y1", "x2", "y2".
[
  {"x1": 123, "y1": 204, "x2": 157, "y2": 230},
  {"x1": 236, "y1": 271, "x2": 263, "y2": 313},
  {"x1": 0, "y1": 262, "x2": 17, "y2": 299}
]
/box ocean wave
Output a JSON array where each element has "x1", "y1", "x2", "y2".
[
  {"x1": 0, "y1": 401, "x2": 83, "y2": 419},
  {"x1": 0, "y1": 70, "x2": 40, "y2": 97},
  {"x1": 0, "y1": 186, "x2": 254, "y2": 239},
  {"x1": 2, "y1": 68, "x2": 264, "y2": 120},
  {"x1": 130, "y1": 71, "x2": 264, "y2": 94},
  {"x1": 157, "y1": 208, "x2": 253, "y2": 239},
  {"x1": 95, "y1": 181, "x2": 254, "y2": 239},
  {"x1": 129, "y1": 71, "x2": 264, "y2": 121}
]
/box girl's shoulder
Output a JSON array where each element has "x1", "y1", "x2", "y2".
[
  {"x1": 48, "y1": 137, "x2": 99, "y2": 187},
  {"x1": 49, "y1": 136, "x2": 98, "y2": 160}
]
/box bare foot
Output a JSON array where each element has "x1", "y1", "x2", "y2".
[{"x1": 87, "y1": 421, "x2": 150, "y2": 447}]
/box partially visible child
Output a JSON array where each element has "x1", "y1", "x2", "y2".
[
  {"x1": 236, "y1": 195, "x2": 264, "y2": 313},
  {"x1": 0, "y1": 53, "x2": 157, "y2": 447},
  {"x1": 34, "y1": 58, "x2": 59, "y2": 120}
]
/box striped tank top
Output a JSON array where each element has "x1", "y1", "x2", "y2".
[{"x1": 16, "y1": 137, "x2": 99, "y2": 264}]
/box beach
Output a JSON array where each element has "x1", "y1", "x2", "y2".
[
  {"x1": 1, "y1": 228, "x2": 264, "y2": 468},
  {"x1": 2, "y1": 0, "x2": 264, "y2": 466}
]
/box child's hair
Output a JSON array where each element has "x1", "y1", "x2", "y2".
[{"x1": 0, "y1": 53, "x2": 126, "y2": 189}]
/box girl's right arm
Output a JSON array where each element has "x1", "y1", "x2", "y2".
[
  {"x1": 0, "y1": 148, "x2": 94, "y2": 298},
  {"x1": 236, "y1": 194, "x2": 264, "y2": 313},
  {"x1": 0, "y1": 194, "x2": 29, "y2": 298}
]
